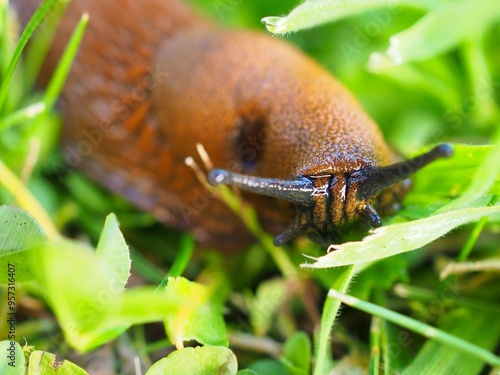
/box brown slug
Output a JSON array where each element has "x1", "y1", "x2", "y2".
[{"x1": 14, "y1": 0, "x2": 452, "y2": 250}]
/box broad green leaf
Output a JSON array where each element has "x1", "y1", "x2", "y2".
[
  {"x1": 0, "y1": 205, "x2": 46, "y2": 284},
  {"x1": 95, "y1": 213, "x2": 131, "y2": 290},
  {"x1": 146, "y1": 346, "x2": 237, "y2": 375},
  {"x1": 28, "y1": 350, "x2": 89, "y2": 375},
  {"x1": 0, "y1": 205, "x2": 46, "y2": 252},
  {"x1": 29, "y1": 241, "x2": 183, "y2": 352},
  {"x1": 237, "y1": 370, "x2": 258, "y2": 375},
  {"x1": 303, "y1": 205, "x2": 500, "y2": 268},
  {"x1": 164, "y1": 277, "x2": 228, "y2": 348},
  {"x1": 0, "y1": 340, "x2": 25, "y2": 375},
  {"x1": 30, "y1": 242, "x2": 124, "y2": 351},
  {"x1": 280, "y1": 331, "x2": 311, "y2": 375}
]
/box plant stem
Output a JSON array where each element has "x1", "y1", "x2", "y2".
[
  {"x1": 313, "y1": 265, "x2": 356, "y2": 375},
  {"x1": 328, "y1": 288, "x2": 500, "y2": 367}
]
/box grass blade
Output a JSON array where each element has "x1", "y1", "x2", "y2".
[
  {"x1": 369, "y1": 316, "x2": 382, "y2": 375},
  {"x1": 386, "y1": 0, "x2": 500, "y2": 64},
  {"x1": 262, "y1": 0, "x2": 435, "y2": 35},
  {"x1": 0, "y1": 102, "x2": 46, "y2": 131},
  {"x1": 401, "y1": 309, "x2": 500, "y2": 375},
  {"x1": 313, "y1": 265, "x2": 356, "y2": 375},
  {"x1": 43, "y1": 13, "x2": 88, "y2": 110},
  {"x1": 0, "y1": 0, "x2": 59, "y2": 113},
  {"x1": 157, "y1": 234, "x2": 195, "y2": 289},
  {"x1": 328, "y1": 289, "x2": 500, "y2": 368}
]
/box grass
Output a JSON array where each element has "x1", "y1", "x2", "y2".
[{"x1": 1, "y1": 0, "x2": 500, "y2": 373}]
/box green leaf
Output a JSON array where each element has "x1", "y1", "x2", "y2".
[
  {"x1": 280, "y1": 331, "x2": 311, "y2": 375},
  {"x1": 0, "y1": 205, "x2": 46, "y2": 284},
  {"x1": 30, "y1": 241, "x2": 126, "y2": 351},
  {"x1": 27, "y1": 350, "x2": 89, "y2": 375},
  {"x1": 0, "y1": 340, "x2": 25, "y2": 375},
  {"x1": 0, "y1": 205, "x2": 46, "y2": 252},
  {"x1": 248, "y1": 359, "x2": 288, "y2": 375},
  {"x1": 146, "y1": 346, "x2": 237, "y2": 375},
  {"x1": 29, "y1": 240, "x2": 185, "y2": 352},
  {"x1": 304, "y1": 205, "x2": 500, "y2": 268},
  {"x1": 237, "y1": 370, "x2": 258, "y2": 375},
  {"x1": 95, "y1": 214, "x2": 131, "y2": 290},
  {"x1": 164, "y1": 277, "x2": 228, "y2": 348}
]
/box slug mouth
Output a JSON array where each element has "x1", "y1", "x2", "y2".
[{"x1": 208, "y1": 144, "x2": 453, "y2": 246}]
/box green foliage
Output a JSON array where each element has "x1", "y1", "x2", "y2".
[
  {"x1": 0, "y1": 206, "x2": 228, "y2": 360},
  {"x1": 27, "y1": 350, "x2": 89, "y2": 375},
  {"x1": 146, "y1": 346, "x2": 238, "y2": 375},
  {"x1": 164, "y1": 277, "x2": 229, "y2": 348},
  {"x1": 280, "y1": 331, "x2": 312, "y2": 375},
  {"x1": 1, "y1": 0, "x2": 500, "y2": 373},
  {"x1": 0, "y1": 340, "x2": 25, "y2": 375}
]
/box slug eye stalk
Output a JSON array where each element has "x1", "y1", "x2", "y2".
[{"x1": 209, "y1": 144, "x2": 453, "y2": 246}]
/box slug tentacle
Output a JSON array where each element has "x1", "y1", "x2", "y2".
[
  {"x1": 358, "y1": 204, "x2": 382, "y2": 228},
  {"x1": 209, "y1": 144, "x2": 453, "y2": 246},
  {"x1": 208, "y1": 169, "x2": 315, "y2": 208},
  {"x1": 353, "y1": 144, "x2": 453, "y2": 203},
  {"x1": 273, "y1": 212, "x2": 309, "y2": 246}
]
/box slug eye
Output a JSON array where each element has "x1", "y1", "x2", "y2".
[{"x1": 235, "y1": 116, "x2": 267, "y2": 171}]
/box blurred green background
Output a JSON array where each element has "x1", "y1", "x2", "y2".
[{"x1": 1, "y1": 0, "x2": 500, "y2": 374}]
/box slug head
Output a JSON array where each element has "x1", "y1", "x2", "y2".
[{"x1": 209, "y1": 144, "x2": 453, "y2": 247}]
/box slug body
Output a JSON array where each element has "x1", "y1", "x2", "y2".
[{"x1": 15, "y1": 0, "x2": 451, "y2": 250}]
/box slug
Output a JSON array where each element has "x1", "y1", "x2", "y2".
[{"x1": 14, "y1": 0, "x2": 452, "y2": 250}]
